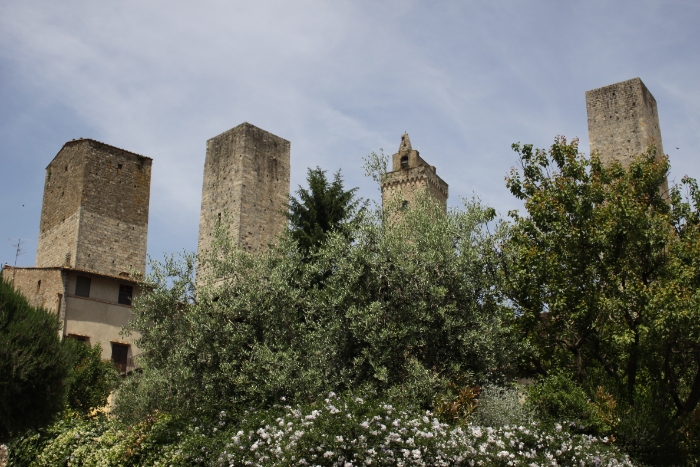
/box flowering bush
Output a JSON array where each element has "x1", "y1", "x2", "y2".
[{"x1": 9, "y1": 394, "x2": 635, "y2": 467}]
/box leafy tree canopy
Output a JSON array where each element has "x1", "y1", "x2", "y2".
[
  {"x1": 116, "y1": 191, "x2": 518, "y2": 422},
  {"x1": 64, "y1": 340, "x2": 119, "y2": 414},
  {"x1": 287, "y1": 167, "x2": 362, "y2": 253},
  {"x1": 504, "y1": 137, "x2": 700, "y2": 463},
  {"x1": 0, "y1": 277, "x2": 72, "y2": 440}
]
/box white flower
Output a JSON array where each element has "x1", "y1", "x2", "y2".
[
  {"x1": 555, "y1": 423, "x2": 562, "y2": 432},
  {"x1": 323, "y1": 451, "x2": 335, "y2": 458},
  {"x1": 336, "y1": 435, "x2": 344, "y2": 442}
]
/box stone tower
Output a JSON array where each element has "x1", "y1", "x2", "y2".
[
  {"x1": 380, "y1": 133, "x2": 448, "y2": 211},
  {"x1": 197, "y1": 122, "x2": 290, "y2": 259},
  {"x1": 36, "y1": 139, "x2": 152, "y2": 276},
  {"x1": 586, "y1": 77, "x2": 666, "y2": 167}
]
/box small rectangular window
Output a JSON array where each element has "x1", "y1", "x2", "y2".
[
  {"x1": 67, "y1": 334, "x2": 90, "y2": 344},
  {"x1": 75, "y1": 276, "x2": 91, "y2": 297},
  {"x1": 118, "y1": 285, "x2": 133, "y2": 305},
  {"x1": 111, "y1": 343, "x2": 129, "y2": 373}
]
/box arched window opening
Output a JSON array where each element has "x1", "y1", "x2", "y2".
[{"x1": 400, "y1": 155, "x2": 409, "y2": 169}]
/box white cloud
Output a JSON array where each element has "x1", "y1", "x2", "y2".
[{"x1": 1, "y1": 0, "x2": 698, "y2": 265}]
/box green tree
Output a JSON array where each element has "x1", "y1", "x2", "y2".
[
  {"x1": 116, "y1": 189, "x2": 517, "y2": 421},
  {"x1": 287, "y1": 167, "x2": 362, "y2": 253},
  {"x1": 504, "y1": 137, "x2": 700, "y2": 463},
  {"x1": 0, "y1": 277, "x2": 72, "y2": 440},
  {"x1": 64, "y1": 340, "x2": 119, "y2": 414}
]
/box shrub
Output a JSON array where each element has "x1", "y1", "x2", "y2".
[
  {"x1": 0, "y1": 277, "x2": 72, "y2": 440},
  {"x1": 117, "y1": 195, "x2": 520, "y2": 420},
  {"x1": 471, "y1": 385, "x2": 535, "y2": 428},
  {"x1": 9, "y1": 393, "x2": 636, "y2": 466},
  {"x1": 64, "y1": 340, "x2": 120, "y2": 414},
  {"x1": 526, "y1": 374, "x2": 611, "y2": 436}
]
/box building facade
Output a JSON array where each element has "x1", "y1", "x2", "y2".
[{"x1": 2, "y1": 138, "x2": 151, "y2": 372}]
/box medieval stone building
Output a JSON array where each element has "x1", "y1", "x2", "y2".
[
  {"x1": 3, "y1": 79, "x2": 671, "y2": 375},
  {"x1": 196, "y1": 122, "x2": 290, "y2": 266},
  {"x1": 586, "y1": 77, "x2": 668, "y2": 194},
  {"x1": 2, "y1": 139, "x2": 151, "y2": 373},
  {"x1": 380, "y1": 133, "x2": 448, "y2": 212}
]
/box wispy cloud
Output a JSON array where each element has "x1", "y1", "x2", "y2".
[{"x1": 1, "y1": 0, "x2": 698, "y2": 265}]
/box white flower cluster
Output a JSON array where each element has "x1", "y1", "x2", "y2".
[{"x1": 215, "y1": 394, "x2": 635, "y2": 467}]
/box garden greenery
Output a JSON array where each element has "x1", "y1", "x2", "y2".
[
  {"x1": 9, "y1": 393, "x2": 634, "y2": 467},
  {"x1": 0, "y1": 277, "x2": 72, "y2": 440},
  {"x1": 8, "y1": 141, "x2": 700, "y2": 465},
  {"x1": 505, "y1": 138, "x2": 700, "y2": 464},
  {"x1": 115, "y1": 191, "x2": 519, "y2": 421}
]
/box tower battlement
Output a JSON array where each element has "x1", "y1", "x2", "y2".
[{"x1": 380, "y1": 133, "x2": 448, "y2": 210}]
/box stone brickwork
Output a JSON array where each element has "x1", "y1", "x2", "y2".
[
  {"x1": 1, "y1": 266, "x2": 66, "y2": 315},
  {"x1": 36, "y1": 139, "x2": 151, "y2": 276},
  {"x1": 197, "y1": 122, "x2": 290, "y2": 259},
  {"x1": 381, "y1": 133, "x2": 448, "y2": 210},
  {"x1": 586, "y1": 78, "x2": 668, "y2": 196}
]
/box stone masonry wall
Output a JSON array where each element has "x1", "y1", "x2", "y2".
[
  {"x1": 36, "y1": 143, "x2": 86, "y2": 268},
  {"x1": 381, "y1": 167, "x2": 448, "y2": 210},
  {"x1": 197, "y1": 122, "x2": 290, "y2": 260},
  {"x1": 36, "y1": 139, "x2": 151, "y2": 276},
  {"x1": 75, "y1": 211, "x2": 149, "y2": 276},
  {"x1": 77, "y1": 141, "x2": 151, "y2": 275},
  {"x1": 586, "y1": 78, "x2": 665, "y2": 167},
  {"x1": 36, "y1": 210, "x2": 80, "y2": 268},
  {"x1": 586, "y1": 77, "x2": 668, "y2": 196},
  {"x1": 1, "y1": 266, "x2": 65, "y2": 315}
]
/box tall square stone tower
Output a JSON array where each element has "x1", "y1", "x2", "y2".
[
  {"x1": 36, "y1": 139, "x2": 152, "y2": 276},
  {"x1": 380, "y1": 133, "x2": 448, "y2": 211},
  {"x1": 197, "y1": 122, "x2": 290, "y2": 258},
  {"x1": 586, "y1": 77, "x2": 665, "y2": 168}
]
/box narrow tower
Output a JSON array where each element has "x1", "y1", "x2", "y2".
[
  {"x1": 36, "y1": 139, "x2": 152, "y2": 276},
  {"x1": 586, "y1": 77, "x2": 666, "y2": 167},
  {"x1": 380, "y1": 133, "x2": 448, "y2": 211},
  {"x1": 197, "y1": 122, "x2": 290, "y2": 258}
]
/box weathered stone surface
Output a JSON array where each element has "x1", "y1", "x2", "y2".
[
  {"x1": 586, "y1": 78, "x2": 665, "y2": 167},
  {"x1": 197, "y1": 122, "x2": 290, "y2": 260},
  {"x1": 586, "y1": 78, "x2": 669, "y2": 197},
  {"x1": 36, "y1": 139, "x2": 152, "y2": 276},
  {"x1": 381, "y1": 133, "x2": 448, "y2": 210},
  {"x1": 36, "y1": 139, "x2": 152, "y2": 275},
  {"x1": 0, "y1": 266, "x2": 65, "y2": 315}
]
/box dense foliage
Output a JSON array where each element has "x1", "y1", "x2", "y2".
[
  {"x1": 64, "y1": 340, "x2": 120, "y2": 414},
  {"x1": 287, "y1": 167, "x2": 362, "y2": 254},
  {"x1": 0, "y1": 277, "x2": 72, "y2": 441},
  {"x1": 8, "y1": 392, "x2": 635, "y2": 467},
  {"x1": 504, "y1": 138, "x2": 700, "y2": 464},
  {"x1": 8, "y1": 139, "x2": 700, "y2": 465},
  {"x1": 115, "y1": 194, "x2": 519, "y2": 422}
]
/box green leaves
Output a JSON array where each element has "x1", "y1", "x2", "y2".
[
  {"x1": 287, "y1": 167, "x2": 362, "y2": 255},
  {"x1": 505, "y1": 137, "x2": 700, "y2": 463},
  {"x1": 0, "y1": 277, "x2": 72, "y2": 440},
  {"x1": 118, "y1": 190, "x2": 517, "y2": 420}
]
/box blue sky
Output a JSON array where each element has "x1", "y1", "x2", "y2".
[{"x1": 1, "y1": 0, "x2": 699, "y2": 268}]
